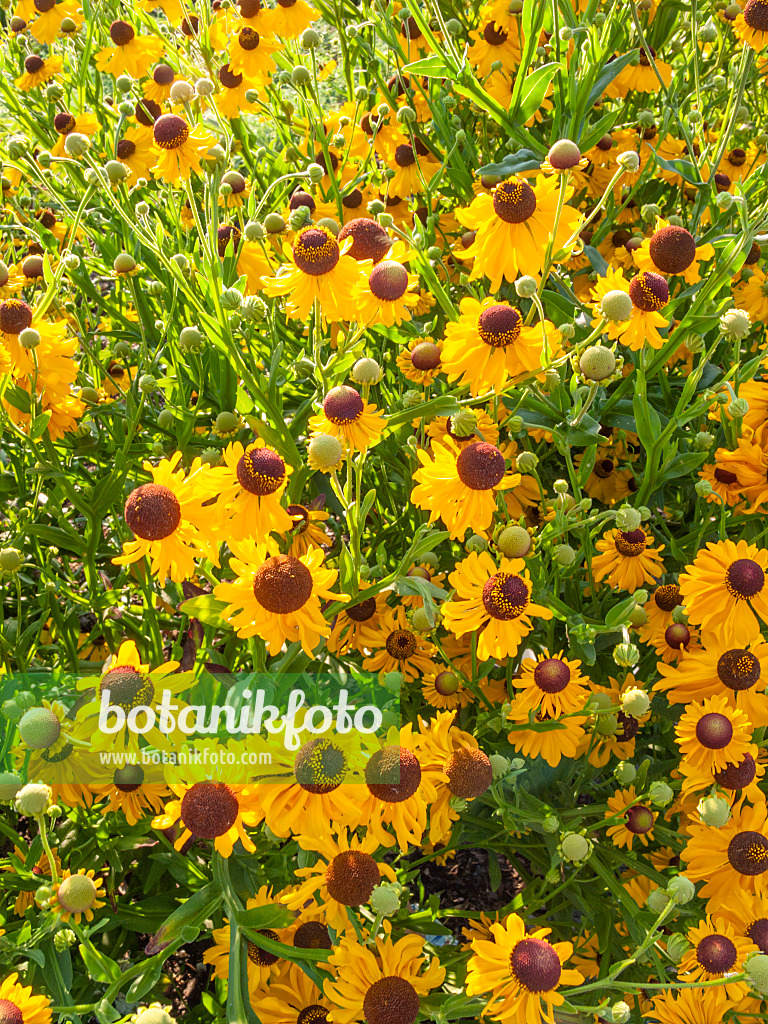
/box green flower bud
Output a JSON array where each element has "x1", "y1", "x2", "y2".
[
  {"x1": 139, "y1": 374, "x2": 158, "y2": 395},
  {"x1": 729, "y1": 397, "x2": 750, "y2": 419},
  {"x1": 560, "y1": 832, "x2": 591, "y2": 863},
  {"x1": 600, "y1": 289, "x2": 633, "y2": 322},
  {"x1": 308, "y1": 433, "x2": 342, "y2": 469},
  {"x1": 179, "y1": 326, "x2": 205, "y2": 352},
  {"x1": 18, "y1": 327, "x2": 40, "y2": 350},
  {"x1": 547, "y1": 139, "x2": 581, "y2": 170},
  {"x1": 666, "y1": 874, "x2": 695, "y2": 904},
  {"x1": 514, "y1": 275, "x2": 538, "y2": 298},
  {"x1": 721, "y1": 308, "x2": 752, "y2": 339},
  {"x1": 301, "y1": 27, "x2": 321, "y2": 46},
  {"x1": 307, "y1": 161, "x2": 325, "y2": 183},
  {"x1": 244, "y1": 221, "x2": 264, "y2": 242},
  {"x1": 19, "y1": 707, "x2": 61, "y2": 749},
  {"x1": 397, "y1": 106, "x2": 417, "y2": 124},
  {"x1": 698, "y1": 794, "x2": 730, "y2": 827},
  {"x1": 617, "y1": 151, "x2": 640, "y2": 172},
  {"x1": 497, "y1": 525, "x2": 532, "y2": 558},
  {"x1": 451, "y1": 409, "x2": 478, "y2": 437},
  {"x1": 113, "y1": 253, "x2": 136, "y2": 275},
  {"x1": 609, "y1": 1003, "x2": 630, "y2": 1024},
  {"x1": 64, "y1": 132, "x2": 90, "y2": 157},
  {"x1": 553, "y1": 543, "x2": 576, "y2": 567},
  {"x1": 596, "y1": 713, "x2": 618, "y2": 736},
  {"x1": 516, "y1": 451, "x2": 538, "y2": 472},
  {"x1": 578, "y1": 343, "x2": 618, "y2": 381},
  {"x1": 215, "y1": 411, "x2": 239, "y2": 434},
  {"x1": 745, "y1": 953, "x2": 768, "y2": 994},
  {"x1": 542, "y1": 814, "x2": 559, "y2": 833},
  {"x1": 53, "y1": 928, "x2": 77, "y2": 952},
  {"x1": 466, "y1": 534, "x2": 488, "y2": 554},
  {"x1": 647, "y1": 888, "x2": 670, "y2": 913},
  {"x1": 384, "y1": 671, "x2": 403, "y2": 692},
  {"x1": 15, "y1": 782, "x2": 52, "y2": 816},
  {"x1": 316, "y1": 217, "x2": 340, "y2": 236},
  {"x1": 367, "y1": 199, "x2": 386, "y2": 215},
  {"x1": 614, "y1": 761, "x2": 636, "y2": 785},
  {"x1": 641, "y1": 203, "x2": 661, "y2": 220},
  {"x1": 351, "y1": 357, "x2": 382, "y2": 385},
  {"x1": 115, "y1": 74, "x2": 133, "y2": 92},
  {"x1": 649, "y1": 781, "x2": 674, "y2": 806},
  {"x1": 369, "y1": 881, "x2": 402, "y2": 916},
  {"x1": 665, "y1": 933, "x2": 692, "y2": 963},
  {"x1": 613, "y1": 642, "x2": 639, "y2": 668},
  {"x1": 489, "y1": 754, "x2": 511, "y2": 780},
  {"x1": 621, "y1": 687, "x2": 650, "y2": 718},
  {"x1": 56, "y1": 873, "x2": 98, "y2": 914},
  {"x1": 264, "y1": 212, "x2": 286, "y2": 234},
  {"x1": 378, "y1": 213, "x2": 395, "y2": 228},
  {"x1": 559, "y1": 322, "x2": 576, "y2": 339},
  {"x1": 221, "y1": 288, "x2": 242, "y2": 310}
]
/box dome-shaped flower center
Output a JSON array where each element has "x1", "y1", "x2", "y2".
[
  {"x1": 290, "y1": 190, "x2": 315, "y2": 212},
  {"x1": 287, "y1": 504, "x2": 310, "y2": 534},
  {"x1": 747, "y1": 917, "x2": 768, "y2": 953},
  {"x1": 34, "y1": 0, "x2": 56, "y2": 11},
  {"x1": 325, "y1": 849, "x2": 380, "y2": 905},
  {"x1": 24, "y1": 55, "x2": 45, "y2": 73},
  {"x1": 22, "y1": 256, "x2": 43, "y2": 279},
  {"x1": 714, "y1": 753, "x2": 757, "y2": 790},
  {"x1": 110, "y1": 19, "x2": 135, "y2": 45},
  {"x1": 236, "y1": 446, "x2": 285, "y2": 495},
  {"x1": 57, "y1": 873, "x2": 98, "y2": 913},
  {"x1": 252, "y1": 554, "x2": 313, "y2": 614},
  {"x1": 455, "y1": 442, "x2": 505, "y2": 490},
  {"x1": 366, "y1": 745, "x2": 422, "y2": 802},
  {"x1": 717, "y1": 649, "x2": 761, "y2": 691},
  {"x1": 628, "y1": 272, "x2": 669, "y2": 312},
  {"x1": 625, "y1": 804, "x2": 654, "y2": 834},
  {"x1": 492, "y1": 178, "x2": 537, "y2": 224},
  {"x1": 114, "y1": 763, "x2": 145, "y2": 791},
  {"x1": 117, "y1": 139, "x2": 136, "y2": 159},
  {"x1": 654, "y1": 583, "x2": 682, "y2": 612},
  {"x1": 363, "y1": 977, "x2": 420, "y2": 1024},
  {"x1": 0, "y1": 1001, "x2": 23, "y2": 1024},
  {"x1": 124, "y1": 483, "x2": 181, "y2": 541},
  {"x1": 346, "y1": 595, "x2": 377, "y2": 622},
  {"x1": 297, "y1": 1006, "x2": 329, "y2": 1024},
  {"x1": 342, "y1": 189, "x2": 363, "y2": 210},
  {"x1": 294, "y1": 921, "x2": 332, "y2": 949},
  {"x1": 411, "y1": 341, "x2": 441, "y2": 370},
  {"x1": 385, "y1": 629, "x2": 417, "y2": 659},
  {"x1": 0, "y1": 299, "x2": 33, "y2": 335},
  {"x1": 54, "y1": 112, "x2": 77, "y2": 135},
  {"x1": 509, "y1": 937, "x2": 562, "y2": 993},
  {"x1": 614, "y1": 529, "x2": 647, "y2": 556},
  {"x1": 744, "y1": 0, "x2": 768, "y2": 31},
  {"x1": 615, "y1": 710, "x2": 639, "y2": 742},
  {"x1": 434, "y1": 670, "x2": 460, "y2": 695},
  {"x1": 593, "y1": 458, "x2": 615, "y2": 480},
  {"x1": 294, "y1": 738, "x2": 347, "y2": 793},
  {"x1": 153, "y1": 63, "x2": 175, "y2": 85},
  {"x1": 180, "y1": 781, "x2": 239, "y2": 838},
  {"x1": 477, "y1": 304, "x2": 522, "y2": 349},
  {"x1": 238, "y1": 26, "x2": 261, "y2": 49},
  {"x1": 746, "y1": 241, "x2": 761, "y2": 265},
  {"x1": 136, "y1": 99, "x2": 161, "y2": 125},
  {"x1": 638, "y1": 45, "x2": 656, "y2": 66},
  {"x1": 394, "y1": 143, "x2": 416, "y2": 167},
  {"x1": 153, "y1": 114, "x2": 190, "y2": 151},
  {"x1": 649, "y1": 225, "x2": 697, "y2": 274},
  {"x1": 338, "y1": 218, "x2": 392, "y2": 262},
  {"x1": 714, "y1": 466, "x2": 738, "y2": 484},
  {"x1": 482, "y1": 572, "x2": 528, "y2": 620},
  {"x1": 444, "y1": 747, "x2": 493, "y2": 798},
  {"x1": 293, "y1": 227, "x2": 340, "y2": 275},
  {"x1": 715, "y1": 173, "x2": 732, "y2": 193},
  {"x1": 369, "y1": 260, "x2": 409, "y2": 301},
  {"x1": 219, "y1": 64, "x2": 244, "y2": 88},
  {"x1": 247, "y1": 930, "x2": 280, "y2": 966},
  {"x1": 533, "y1": 658, "x2": 570, "y2": 693},
  {"x1": 99, "y1": 667, "x2": 155, "y2": 712},
  {"x1": 728, "y1": 830, "x2": 768, "y2": 875},
  {"x1": 323, "y1": 385, "x2": 364, "y2": 424},
  {"x1": 217, "y1": 224, "x2": 242, "y2": 257},
  {"x1": 664, "y1": 623, "x2": 690, "y2": 650},
  {"x1": 695, "y1": 711, "x2": 733, "y2": 749},
  {"x1": 483, "y1": 21, "x2": 508, "y2": 44},
  {"x1": 726, "y1": 558, "x2": 765, "y2": 599},
  {"x1": 696, "y1": 934, "x2": 737, "y2": 973}
]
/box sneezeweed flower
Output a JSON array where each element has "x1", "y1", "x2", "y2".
[
  {"x1": 152, "y1": 777, "x2": 262, "y2": 856},
  {"x1": 507, "y1": 711, "x2": 587, "y2": 767},
  {"x1": 327, "y1": 585, "x2": 388, "y2": 655},
  {"x1": 262, "y1": 226, "x2": 364, "y2": 322},
  {"x1": 51, "y1": 110, "x2": 100, "y2": 157},
  {"x1": 212, "y1": 439, "x2": 294, "y2": 542},
  {"x1": 16, "y1": 52, "x2": 64, "y2": 90},
  {"x1": 112, "y1": 453, "x2": 220, "y2": 583},
  {"x1": 646, "y1": 619, "x2": 701, "y2": 665},
  {"x1": 509, "y1": 651, "x2": 589, "y2": 718},
  {"x1": 591, "y1": 527, "x2": 665, "y2": 593},
  {"x1": 681, "y1": 801, "x2": 768, "y2": 911},
  {"x1": 466, "y1": 914, "x2": 583, "y2": 1024},
  {"x1": 384, "y1": 138, "x2": 441, "y2": 198},
  {"x1": 325, "y1": 933, "x2": 445, "y2": 1024},
  {"x1": 679, "y1": 538, "x2": 768, "y2": 643},
  {"x1": 143, "y1": 63, "x2": 176, "y2": 102},
  {"x1": 467, "y1": 20, "x2": 523, "y2": 76},
  {"x1": 590, "y1": 266, "x2": 670, "y2": 350},
  {"x1": 204, "y1": 885, "x2": 292, "y2": 993},
  {"x1": 115, "y1": 127, "x2": 158, "y2": 180},
  {"x1": 633, "y1": 218, "x2": 714, "y2": 283},
  {"x1": 442, "y1": 551, "x2": 553, "y2": 660},
  {"x1": 214, "y1": 540, "x2": 345, "y2": 655},
  {"x1": 17, "y1": 0, "x2": 82, "y2": 43},
  {"x1": 268, "y1": 0, "x2": 319, "y2": 37},
  {"x1": 227, "y1": 23, "x2": 280, "y2": 82},
  {"x1": 308, "y1": 385, "x2": 386, "y2": 452},
  {"x1": 151, "y1": 114, "x2": 217, "y2": 184},
  {"x1": 646, "y1": 988, "x2": 728, "y2": 1024},
  {"x1": 91, "y1": 764, "x2": 169, "y2": 826},
  {"x1": 396, "y1": 336, "x2": 443, "y2": 386},
  {"x1": 361, "y1": 607, "x2": 436, "y2": 682},
  {"x1": 734, "y1": 0, "x2": 768, "y2": 50},
  {"x1": 605, "y1": 786, "x2": 656, "y2": 849},
  {"x1": 677, "y1": 917, "x2": 758, "y2": 1000},
  {"x1": 0, "y1": 974, "x2": 53, "y2": 1024},
  {"x1": 95, "y1": 21, "x2": 164, "y2": 78},
  {"x1": 421, "y1": 665, "x2": 474, "y2": 709},
  {"x1": 354, "y1": 247, "x2": 420, "y2": 327},
  {"x1": 675, "y1": 694, "x2": 753, "y2": 773},
  {"x1": 442, "y1": 296, "x2": 561, "y2": 396},
  {"x1": 411, "y1": 439, "x2": 519, "y2": 540},
  {"x1": 456, "y1": 175, "x2": 580, "y2": 291},
  {"x1": 257, "y1": 963, "x2": 332, "y2": 1024},
  {"x1": 285, "y1": 502, "x2": 330, "y2": 556},
  {"x1": 216, "y1": 64, "x2": 258, "y2": 119},
  {"x1": 49, "y1": 870, "x2": 106, "y2": 924}
]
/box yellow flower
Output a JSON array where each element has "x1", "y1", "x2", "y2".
[
  {"x1": 0, "y1": 974, "x2": 53, "y2": 1024},
  {"x1": 633, "y1": 217, "x2": 714, "y2": 283},
  {"x1": 604, "y1": 785, "x2": 655, "y2": 849},
  {"x1": 678, "y1": 916, "x2": 758, "y2": 1001},
  {"x1": 360, "y1": 607, "x2": 437, "y2": 682},
  {"x1": 679, "y1": 538, "x2": 768, "y2": 644},
  {"x1": 308, "y1": 385, "x2": 385, "y2": 452},
  {"x1": 353, "y1": 242, "x2": 420, "y2": 326},
  {"x1": 227, "y1": 22, "x2": 280, "y2": 82},
  {"x1": 681, "y1": 801, "x2": 768, "y2": 911},
  {"x1": 675, "y1": 694, "x2": 753, "y2": 773},
  {"x1": 94, "y1": 20, "x2": 165, "y2": 78},
  {"x1": 15, "y1": 53, "x2": 63, "y2": 91},
  {"x1": 151, "y1": 114, "x2": 217, "y2": 184},
  {"x1": 733, "y1": 0, "x2": 768, "y2": 50},
  {"x1": 590, "y1": 266, "x2": 669, "y2": 350},
  {"x1": 591, "y1": 526, "x2": 665, "y2": 593},
  {"x1": 152, "y1": 778, "x2": 263, "y2": 856},
  {"x1": 49, "y1": 869, "x2": 106, "y2": 924}
]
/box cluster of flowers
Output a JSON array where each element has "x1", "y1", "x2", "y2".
[{"x1": 6, "y1": 0, "x2": 768, "y2": 1020}]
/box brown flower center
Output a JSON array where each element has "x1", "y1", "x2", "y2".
[
  {"x1": 24, "y1": 55, "x2": 45, "y2": 73},
  {"x1": 0, "y1": 1001, "x2": 23, "y2": 1024},
  {"x1": 533, "y1": 658, "x2": 570, "y2": 693},
  {"x1": 238, "y1": 26, "x2": 261, "y2": 50},
  {"x1": 117, "y1": 139, "x2": 136, "y2": 159},
  {"x1": 153, "y1": 63, "x2": 175, "y2": 85},
  {"x1": 411, "y1": 341, "x2": 441, "y2": 371},
  {"x1": 346, "y1": 596, "x2": 377, "y2": 622},
  {"x1": 294, "y1": 738, "x2": 347, "y2": 793},
  {"x1": 323, "y1": 385, "x2": 364, "y2": 425},
  {"x1": 124, "y1": 484, "x2": 182, "y2": 541},
  {"x1": 455, "y1": 442, "x2": 505, "y2": 490},
  {"x1": 728, "y1": 830, "x2": 768, "y2": 875},
  {"x1": 654, "y1": 583, "x2": 682, "y2": 612},
  {"x1": 492, "y1": 178, "x2": 537, "y2": 224},
  {"x1": 135, "y1": 99, "x2": 161, "y2": 125},
  {"x1": 110, "y1": 19, "x2": 135, "y2": 45},
  {"x1": 717, "y1": 649, "x2": 761, "y2": 691},
  {"x1": 369, "y1": 260, "x2": 409, "y2": 300},
  {"x1": 714, "y1": 753, "x2": 757, "y2": 789},
  {"x1": 625, "y1": 804, "x2": 654, "y2": 834},
  {"x1": 483, "y1": 21, "x2": 508, "y2": 44},
  {"x1": 695, "y1": 711, "x2": 734, "y2": 749},
  {"x1": 363, "y1": 977, "x2": 420, "y2": 1024},
  {"x1": 294, "y1": 921, "x2": 332, "y2": 949},
  {"x1": 714, "y1": 467, "x2": 738, "y2": 484},
  {"x1": 594, "y1": 458, "x2": 615, "y2": 479},
  {"x1": 217, "y1": 224, "x2": 242, "y2": 257},
  {"x1": 509, "y1": 937, "x2": 562, "y2": 993},
  {"x1": 252, "y1": 555, "x2": 313, "y2": 614},
  {"x1": 482, "y1": 572, "x2": 528, "y2": 620},
  {"x1": 385, "y1": 629, "x2": 417, "y2": 659},
  {"x1": 236, "y1": 446, "x2": 285, "y2": 495},
  {"x1": 366, "y1": 745, "x2": 422, "y2": 802},
  {"x1": 615, "y1": 710, "x2": 639, "y2": 742},
  {"x1": 180, "y1": 782, "x2": 239, "y2": 838},
  {"x1": 746, "y1": 241, "x2": 761, "y2": 265},
  {"x1": 664, "y1": 623, "x2": 690, "y2": 650},
  {"x1": 477, "y1": 304, "x2": 522, "y2": 349},
  {"x1": 628, "y1": 272, "x2": 669, "y2": 312},
  {"x1": 297, "y1": 1007, "x2": 329, "y2": 1024},
  {"x1": 293, "y1": 227, "x2": 340, "y2": 276},
  {"x1": 325, "y1": 850, "x2": 380, "y2": 905},
  {"x1": 649, "y1": 225, "x2": 697, "y2": 274},
  {"x1": 338, "y1": 218, "x2": 392, "y2": 262},
  {"x1": 726, "y1": 558, "x2": 765, "y2": 599},
  {"x1": 22, "y1": 256, "x2": 43, "y2": 279},
  {"x1": 744, "y1": 0, "x2": 768, "y2": 31},
  {"x1": 444, "y1": 747, "x2": 493, "y2": 798},
  {"x1": 696, "y1": 934, "x2": 737, "y2": 974},
  {"x1": 342, "y1": 189, "x2": 363, "y2": 210},
  {"x1": 99, "y1": 667, "x2": 154, "y2": 712},
  {"x1": 219, "y1": 64, "x2": 244, "y2": 89},
  {"x1": 747, "y1": 917, "x2": 768, "y2": 953},
  {"x1": 54, "y1": 112, "x2": 77, "y2": 135},
  {"x1": 614, "y1": 529, "x2": 647, "y2": 556},
  {"x1": 153, "y1": 114, "x2": 190, "y2": 151},
  {"x1": 247, "y1": 930, "x2": 280, "y2": 966},
  {"x1": 0, "y1": 299, "x2": 33, "y2": 335}
]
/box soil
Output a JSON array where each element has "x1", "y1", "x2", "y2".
[{"x1": 158, "y1": 938, "x2": 211, "y2": 1018}]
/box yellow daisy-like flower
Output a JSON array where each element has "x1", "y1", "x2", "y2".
[
  {"x1": 442, "y1": 550, "x2": 553, "y2": 661},
  {"x1": 18, "y1": 0, "x2": 82, "y2": 43},
  {"x1": 204, "y1": 885, "x2": 291, "y2": 994},
  {"x1": 216, "y1": 63, "x2": 259, "y2": 119},
  {"x1": 0, "y1": 298, "x2": 69, "y2": 377},
  {"x1": 211, "y1": 439, "x2": 294, "y2": 542},
  {"x1": 718, "y1": 888, "x2": 768, "y2": 955},
  {"x1": 94, "y1": 20, "x2": 165, "y2": 78},
  {"x1": 214, "y1": 540, "x2": 345, "y2": 655},
  {"x1": 733, "y1": 264, "x2": 768, "y2": 324},
  {"x1": 646, "y1": 987, "x2": 728, "y2": 1024},
  {"x1": 281, "y1": 827, "x2": 397, "y2": 933},
  {"x1": 91, "y1": 764, "x2": 169, "y2": 826},
  {"x1": 442, "y1": 296, "x2": 561, "y2": 396},
  {"x1": 591, "y1": 265, "x2": 670, "y2": 350},
  {"x1": 16, "y1": 52, "x2": 63, "y2": 91},
  {"x1": 591, "y1": 526, "x2": 665, "y2": 593},
  {"x1": 509, "y1": 650, "x2": 589, "y2": 718},
  {"x1": 263, "y1": 226, "x2": 365, "y2": 322},
  {"x1": 681, "y1": 801, "x2": 768, "y2": 911},
  {"x1": 152, "y1": 779, "x2": 262, "y2": 856},
  {"x1": 360, "y1": 606, "x2": 437, "y2": 682},
  {"x1": 411, "y1": 438, "x2": 519, "y2": 540},
  {"x1": 734, "y1": 0, "x2": 768, "y2": 50},
  {"x1": 354, "y1": 243, "x2": 420, "y2": 326},
  {"x1": 456, "y1": 175, "x2": 580, "y2": 292},
  {"x1": 604, "y1": 785, "x2": 656, "y2": 849},
  {"x1": 0, "y1": 974, "x2": 52, "y2": 1024},
  {"x1": 421, "y1": 664, "x2": 474, "y2": 709},
  {"x1": 112, "y1": 452, "x2": 220, "y2": 584},
  {"x1": 675, "y1": 694, "x2": 753, "y2": 773},
  {"x1": 633, "y1": 217, "x2": 714, "y2": 284},
  {"x1": 638, "y1": 582, "x2": 684, "y2": 638},
  {"x1": 50, "y1": 110, "x2": 100, "y2": 157},
  {"x1": 325, "y1": 933, "x2": 446, "y2": 1024},
  {"x1": 396, "y1": 336, "x2": 443, "y2": 386},
  {"x1": 284, "y1": 502, "x2": 330, "y2": 556},
  {"x1": 507, "y1": 711, "x2": 587, "y2": 768},
  {"x1": 257, "y1": 962, "x2": 333, "y2": 1024},
  {"x1": 227, "y1": 23, "x2": 280, "y2": 83},
  {"x1": 151, "y1": 114, "x2": 217, "y2": 184},
  {"x1": 679, "y1": 743, "x2": 765, "y2": 801},
  {"x1": 268, "y1": 0, "x2": 319, "y2": 37},
  {"x1": 327, "y1": 584, "x2": 388, "y2": 655},
  {"x1": 678, "y1": 916, "x2": 758, "y2": 1001},
  {"x1": 115, "y1": 125, "x2": 158, "y2": 181},
  {"x1": 467, "y1": 19, "x2": 523, "y2": 76},
  {"x1": 574, "y1": 446, "x2": 634, "y2": 505},
  {"x1": 308, "y1": 385, "x2": 386, "y2": 452},
  {"x1": 466, "y1": 914, "x2": 583, "y2": 1024},
  {"x1": 48, "y1": 869, "x2": 106, "y2": 924},
  {"x1": 679, "y1": 538, "x2": 768, "y2": 644}
]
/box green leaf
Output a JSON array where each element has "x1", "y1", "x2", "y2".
[
  {"x1": 586, "y1": 49, "x2": 638, "y2": 107},
  {"x1": 583, "y1": 245, "x2": 608, "y2": 276},
  {"x1": 518, "y1": 62, "x2": 562, "y2": 124},
  {"x1": 605, "y1": 594, "x2": 639, "y2": 628},
  {"x1": 649, "y1": 150, "x2": 702, "y2": 185},
  {"x1": 179, "y1": 594, "x2": 230, "y2": 629},
  {"x1": 126, "y1": 960, "x2": 163, "y2": 1002},
  {"x1": 387, "y1": 394, "x2": 460, "y2": 429},
  {"x1": 478, "y1": 149, "x2": 543, "y2": 177},
  {"x1": 4, "y1": 386, "x2": 31, "y2": 414},
  {"x1": 30, "y1": 411, "x2": 52, "y2": 440},
  {"x1": 488, "y1": 850, "x2": 502, "y2": 892},
  {"x1": 580, "y1": 108, "x2": 620, "y2": 151},
  {"x1": 401, "y1": 54, "x2": 451, "y2": 78},
  {"x1": 79, "y1": 942, "x2": 122, "y2": 985},
  {"x1": 236, "y1": 903, "x2": 295, "y2": 930}
]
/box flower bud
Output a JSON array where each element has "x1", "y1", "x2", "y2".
[
  {"x1": 615, "y1": 506, "x2": 642, "y2": 532},
  {"x1": 720, "y1": 308, "x2": 751, "y2": 339},
  {"x1": 647, "y1": 888, "x2": 670, "y2": 913},
  {"x1": 665, "y1": 933, "x2": 692, "y2": 963},
  {"x1": 621, "y1": 687, "x2": 650, "y2": 718},
  {"x1": 18, "y1": 328, "x2": 40, "y2": 350},
  {"x1": 264, "y1": 212, "x2": 286, "y2": 233},
  {"x1": 542, "y1": 814, "x2": 559, "y2": 833},
  {"x1": 716, "y1": 191, "x2": 733, "y2": 212},
  {"x1": 466, "y1": 534, "x2": 488, "y2": 554},
  {"x1": 560, "y1": 832, "x2": 591, "y2": 863},
  {"x1": 53, "y1": 929, "x2": 77, "y2": 952},
  {"x1": 617, "y1": 151, "x2": 640, "y2": 172},
  {"x1": 378, "y1": 213, "x2": 395, "y2": 228},
  {"x1": 497, "y1": 525, "x2": 532, "y2": 558},
  {"x1": 516, "y1": 451, "x2": 538, "y2": 472},
  {"x1": 729, "y1": 397, "x2": 750, "y2": 419},
  {"x1": 179, "y1": 325, "x2": 205, "y2": 352},
  {"x1": 609, "y1": 1003, "x2": 631, "y2": 1024},
  {"x1": 698, "y1": 794, "x2": 730, "y2": 827},
  {"x1": 351, "y1": 357, "x2": 382, "y2": 385},
  {"x1": 514, "y1": 275, "x2": 538, "y2": 298},
  {"x1": 369, "y1": 881, "x2": 402, "y2": 916},
  {"x1": 745, "y1": 953, "x2": 768, "y2": 994},
  {"x1": 15, "y1": 782, "x2": 52, "y2": 816},
  {"x1": 547, "y1": 139, "x2": 581, "y2": 170},
  {"x1": 308, "y1": 433, "x2": 343, "y2": 469},
  {"x1": 614, "y1": 761, "x2": 636, "y2": 785},
  {"x1": 695, "y1": 479, "x2": 713, "y2": 498},
  {"x1": 649, "y1": 781, "x2": 673, "y2": 806},
  {"x1": 489, "y1": 754, "x2": 511, "y2": 780},
  {"x1": 64, "y1": 132, "x2": 90, "y2": 157},
  {"x1": 600, "y1": 289, "x2": 633, "y2": 322},
  {"x1": 451, "y1": 409, "x2": 477, "y2": 437},
  {"x1": 19, "y1": 707, "x2": 61, "y2": 749},
  {"x1": 300, "y1": 27, "x2": 321, "y2": 46},
  {"x1": 396, "y1": 106, "x2": 416, "y2": 124},
  {"x1": 196, "y1": 77, "x2": 215, "y2": 96},
  {"x1": 221, "y1": 288, "x2": 242, "y2": 310},
  {"x1": 666, "y1": 875, "x2": 695, "y2": 904},
  {"x1": 553, "y1": 543, "x2": 576, "y2": 566},
  {"x1": 170, "y1": 80, "x2": 195, "y2": 102}
]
